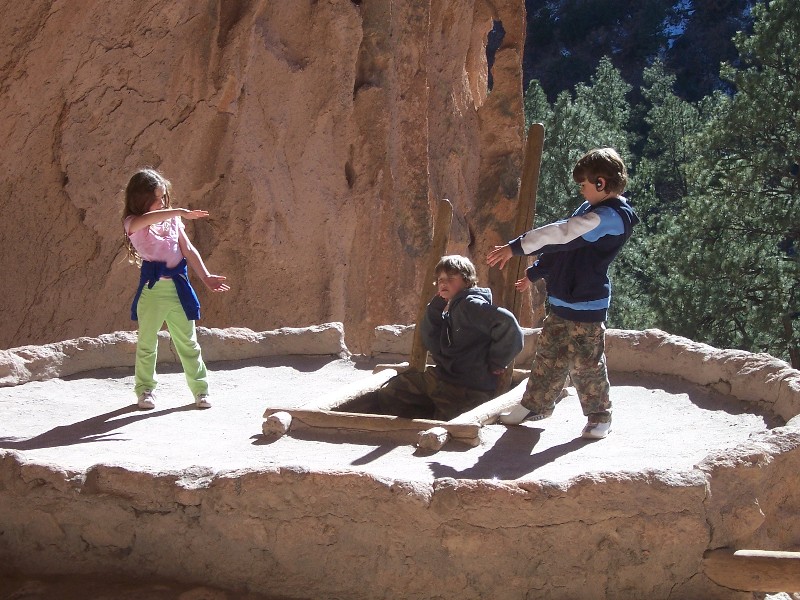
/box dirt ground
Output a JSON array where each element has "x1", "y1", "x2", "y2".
[{"x1": 0, "y1": 355, "x2": 784, "y2": 599}]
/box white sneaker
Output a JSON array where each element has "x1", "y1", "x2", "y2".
[
  {"x1": 498, "y1": 403, "x2": 552, "y2": 425},
  {"x1": 195, "y1": 394, "x2": 211, "y2": 409},
  {"x1": 581, "y1": 420, "x2": 611, "y2": 439},
  {"x1": 137, "y1": 390, "x2": 155, "y2": 410}
]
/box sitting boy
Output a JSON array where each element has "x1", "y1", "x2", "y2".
[{"x1": 373, "y1": 255, "x2": 523, "y2": 421}]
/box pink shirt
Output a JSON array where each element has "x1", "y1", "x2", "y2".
[{"x1": 124, "y1": 215, "x2": 185, "y2": 268}]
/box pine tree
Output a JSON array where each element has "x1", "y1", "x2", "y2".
[
  {"x1": 524, "y1": 57, "x2": 632, "y2": 225},
  {"x1": 650, "y1": 0, "x2": 800, "y2": 365}
]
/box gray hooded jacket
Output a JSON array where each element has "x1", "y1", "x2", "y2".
[{"x1": 421, "y1": 286, "x2": 524, "y2": 392}]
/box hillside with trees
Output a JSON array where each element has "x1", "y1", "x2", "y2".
[{"x1": 520, "y1": 0, "x2": 799, "y2": 367}]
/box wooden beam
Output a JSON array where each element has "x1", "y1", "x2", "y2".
[
  {"x1": 451, "y1": 379, "x2": 528, "y2": 426},
  {"x1": 498, "y1": 123, "x2": 544, "y2": 393},
  {"x1": 373, "y1": 362, "x2": 409, "y2": 374},
  {"x1": 265, "y1": 408, "x2": 481, "y2": 445},
  {"x1": 409, "y1": 198, "x2": 453, "y2": 372},
  {"x1": 703, "y1": 548, "x2": 800, "y2": 592}
]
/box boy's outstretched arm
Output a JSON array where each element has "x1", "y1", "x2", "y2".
[
  {"x1": 178, "y1": 228, "x2": 230, "y2": 292},
  {"x1": 486, "y1": 244, "x2": 513, "y2": 270},
  {"x1": 514, "y1": 277, "x2": 531, "y2": 292}
]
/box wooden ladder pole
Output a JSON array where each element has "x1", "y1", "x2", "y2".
[
  {"x1": 498, "y1": 122, "x2": 545, "y2": 393},
  {"x1": 409, "y1": 198, "x2": 453, "y2": 372},
  {"x1": 703, "y1": 548, "x2": 800, "y2": 592}
]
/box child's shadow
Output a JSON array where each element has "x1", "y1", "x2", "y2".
[
  {"x1": 428, "y1": 427, "x2": 592, "y2": 481},
  {"x1": 0, "y1": 404, "x2": 195, "y2": 450}
]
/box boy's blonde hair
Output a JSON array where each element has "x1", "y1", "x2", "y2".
[
  {"x1": 572, "y1": 147, "x2": 628, "y2": 195},
  {"x1": 434, "y1": 255, "x2": 478, "y2": 287}
]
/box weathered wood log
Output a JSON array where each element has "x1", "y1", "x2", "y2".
[
  {"x1": 265, "y1": 409, "x2": 481, "y2": 445},
  {"x1": 409, "y1": 199, "x2": 453, "y2": 372},
  {"x1": 451, "y1": 379, "x2": 528, "y2": 426},
  {"x1": 373, "y1": 362, "x2": 410, "y2": 374},
  {"x1": 261, "y1": 369, "x2": 400, "y2": 439},
  {"x1": 498, "y1": 123, "x2": 544, "y2": 393},
  {"x1": 703, "y1": 548, "x2": 800, "y2": 592}
]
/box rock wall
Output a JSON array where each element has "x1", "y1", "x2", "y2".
[
  {"x1": 0, "y1": 0, "x2": 526, "y2": 352},
  {"x1": 0, "y1": 322, "x2": 349, "y2": 387},
  {"x1": 3, "y1": 427, "x2": 800, "y2": 599},
  {"x1": 0, "y1": 455, "x2": 722, "y2": 600}
]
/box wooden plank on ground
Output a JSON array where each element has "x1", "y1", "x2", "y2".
[
  {"x1": 450, "y1": 379, "x2": 528, "y2": 426},
  {"x1": 265, "y1": 408, "x2": 481, "y2": 443}
]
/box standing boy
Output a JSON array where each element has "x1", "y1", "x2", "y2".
[
  {"x1": 374, "y1": 255, "x2": 524, "y2": 421},
  {"x1": 487, "y1": 148, "x2": 639, "y2": 439}
]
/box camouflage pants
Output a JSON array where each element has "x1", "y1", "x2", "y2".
[
  {"x1": 372, "y1": 368, "x2": 493, "y2": 421},
  {"x1": 522, "y1": 313, "x2": 611, "y2": 422}
]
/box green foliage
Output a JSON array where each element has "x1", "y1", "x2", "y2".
[
  {"x1": 525, "y1": 57, "x2": 632, "y2": 224},
  {"x1": 521, "y1": 0, "x2": 800, "y2": 365},
  {"x1": 636, "y1": 62, "x2": 702, "y2": 216},
  {"x1": 673, "y1": 0, "x2": 800, "y2": 364}
]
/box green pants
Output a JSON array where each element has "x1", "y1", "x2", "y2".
[
  {"x1": 522, "y1": 312, "x2": 611, "y2": 422},
  {"x1": 134, "y1": 279, "x2": 208, "y2": 398},
  {"x1": 373, "y1": 368, "x2": 493, "y2": 421}
]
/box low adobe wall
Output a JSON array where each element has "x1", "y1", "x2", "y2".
[
  {"x1": 373, "y1": 325, "x2": 800, "y2": 422},
  {"x1": 2, "y1": 325, "x2": 800, "y2": 599},
  {"x1": 0, "y1": 322, "x2": 349, "y2": 387}
]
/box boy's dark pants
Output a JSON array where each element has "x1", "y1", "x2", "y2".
[
  {"x1": 522, "y1": 312, "x2": 612, "y2": 423},
  {"x1": 375, "y1": 367, "x2": 493, "y2": 421}
]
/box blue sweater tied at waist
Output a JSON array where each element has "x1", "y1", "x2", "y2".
[{"x1": 131, "y1": 258, "x2": 201, "y2": 321}]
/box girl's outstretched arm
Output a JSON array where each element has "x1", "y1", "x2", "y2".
[
  {"x1": 126, "y1": 208, "x2": 209, "y2": 234},
  {"x1": 178, "y1": 228, "x2": 230, "y2": 292}
]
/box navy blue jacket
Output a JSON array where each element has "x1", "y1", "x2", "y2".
[
  {"x1": 421, "y1": 287, "x2": 524, "y2": 392},
  {"x1": 509, "y1": 197, "x2": 639, "y2": 322},
  {"x1": 130, "y1": 258, "x2": 201, "y2": 322}
]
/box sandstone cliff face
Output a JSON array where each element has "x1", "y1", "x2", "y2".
[{"x1": 0, "y1": 0, "x2": 525, "y2": 351}]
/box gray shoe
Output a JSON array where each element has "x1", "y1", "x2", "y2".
[
  {"x1": 581, "y1": 420, "x2": 611, "y2": 439},
  {"x1": 137, "y1": 390, "x2": 155, "y2": 410},
  {"x1": 195, "y1": 394, "x2": 211, "y2": 409}
]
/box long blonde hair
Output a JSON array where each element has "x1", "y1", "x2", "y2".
[{"x1": 122, "y1": 168, "x2": 172, "y2": 266}]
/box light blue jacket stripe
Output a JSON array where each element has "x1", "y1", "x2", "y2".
[
  {"x1": 548, "y1": 295, "x2": 611, "y2": 310},
  {"x1": 580, "y1": 205, "x2": 625, "y2": 242}
]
